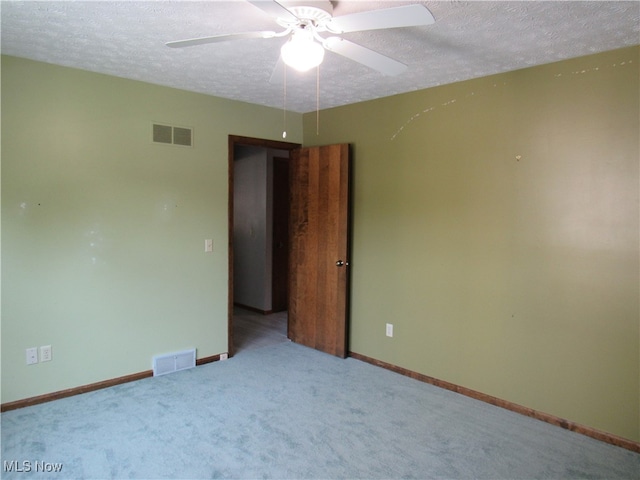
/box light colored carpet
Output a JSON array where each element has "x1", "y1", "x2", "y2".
[{"x1": 2, "y1": 342, "x2": 639, "y2": 479}]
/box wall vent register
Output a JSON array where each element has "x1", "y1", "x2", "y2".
[
  {"x1": 152, "y1": 123, "x2": 193, "y2": 147},
  {"x1": 152, "y1": 349, "x2": 196, "y2": 376}
]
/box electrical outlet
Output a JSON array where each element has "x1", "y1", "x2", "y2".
[
  {"x1": 26, "y1": 347, "x2": 38, "y2": 365},
  {"x1": 219, "y1": 353, "x2": 228, "y2": 361},
  {"x1": 40, "y1": 345, "x2": 52, "y2": 362},
  {"x1": 386, "y1": 323, "x2": 394, "y2": 338}
]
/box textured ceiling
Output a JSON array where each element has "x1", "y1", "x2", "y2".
[{"x1": 1, "y1": 1, "x2": 639, "y2": 113}]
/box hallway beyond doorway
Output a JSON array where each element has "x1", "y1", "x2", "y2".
[{"x1": 232, "y1": 306, "x2": 288, "y2": 354}]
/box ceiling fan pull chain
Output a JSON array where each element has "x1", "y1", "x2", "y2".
[
  {"x1": 283, "y1": 65, "x2": 287, "y2": 139},
  {"x1": 316, "y1": 65, "x2": 320, "y2": 136}
]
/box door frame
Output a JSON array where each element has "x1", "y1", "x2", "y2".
[{"x1": 228, "y1": 135, "x2": 301, "y2": 357}]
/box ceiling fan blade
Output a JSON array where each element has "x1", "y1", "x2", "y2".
[
  {"x1": 166, "y1": 31, "x2": 277, "y2": 48},
  {"x1": 323, "y1": 37, "x2": 407, "y2": 76},
  {"x1": 246, "y1": 0, "x2": 299, "y2": 23},
  {"x1": 325, "y1": 4, "x2": 434, "y2": 34}
]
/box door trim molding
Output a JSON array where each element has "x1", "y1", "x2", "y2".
[{"x1": 228, "y1": 135, "x2": 300, "y2": 356}]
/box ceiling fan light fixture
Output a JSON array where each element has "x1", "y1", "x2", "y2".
[{"x1": 281, "y1": 28, "x2": 325, "y2": 72}]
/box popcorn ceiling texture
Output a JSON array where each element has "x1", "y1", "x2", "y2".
[{"x1": 1, "y1": 1, "x2": 638, "y2": 113}]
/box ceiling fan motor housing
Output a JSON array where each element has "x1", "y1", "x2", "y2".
[{"x1": 276, "y1": 1, "x2": 333, "y2": 28}]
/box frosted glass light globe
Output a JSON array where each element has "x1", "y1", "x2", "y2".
[{"x1": 281, "y1": 30, "x2": 325, "y2": 72}]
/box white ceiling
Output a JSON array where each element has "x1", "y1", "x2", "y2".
[{"x1": 1, "y1": 1, "x2": 639, "y2": 113}]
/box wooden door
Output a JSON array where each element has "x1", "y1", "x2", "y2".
[
  {"x1": 288, "y1": 144, "x2": 351, "y2": 358},
  {"x1": 271, "y1": 157, "x2": 289, "y2": 312}
]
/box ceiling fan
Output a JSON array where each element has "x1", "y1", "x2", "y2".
[{"x1": 166, "y1": 0, "x2": 435, "y2": 78}]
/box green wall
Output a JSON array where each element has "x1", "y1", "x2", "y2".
[
  {"x1": 2, "y1": 46, "x2": 639, "y2": 444},
  {"x1": 1, "y1": 56, "x2": 302, "y2": 403},
  {"x1": 304, "y1": 46, "x2": 639, "y2": 442}
]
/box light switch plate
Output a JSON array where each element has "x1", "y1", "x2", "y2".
[{"x1": 26, "y1": 347, "x2": 38, "y2": 365}]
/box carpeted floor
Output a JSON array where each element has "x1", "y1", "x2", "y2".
[{"x1": 2, "y1": 341, "x2": 639, "y2": 479}]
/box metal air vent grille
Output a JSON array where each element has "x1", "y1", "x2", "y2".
[{"x1": 152, "y1": 123, "x2": 193, "y2": 147}]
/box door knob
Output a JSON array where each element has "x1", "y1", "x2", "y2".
[{"x1": 336, "y1": 260, "x2": 344, "y2": 267}]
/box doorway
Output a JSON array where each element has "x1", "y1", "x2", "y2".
[{"x1": 228, "y1": 136, "x2": 300, "y2": 356}]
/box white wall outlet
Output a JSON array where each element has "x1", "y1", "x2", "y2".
[
  {"x1": 26, "y1": 347, "x2": 38, "y2": 365},
  {"x1": 219, "y1": 353, "x2": 228, "y2": 361},
  {"x1": 40, "y1": 345, "x2": 52, "y2": 362},
  {"x1": 205, "y1": 239, "x2": 213, "y2": 252},
  {"x1": 386, "y1": 323, "x2": 394, "y2": 338}
]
